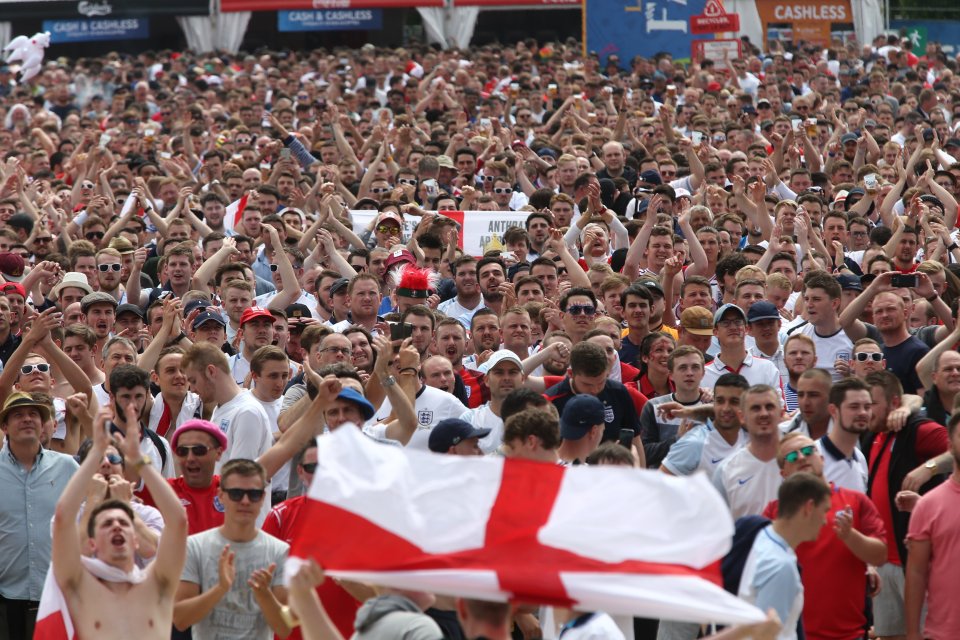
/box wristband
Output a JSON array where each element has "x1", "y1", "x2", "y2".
[
  {"x1": 948, "y1": 243, "x2": 958, "y2": 251},
  {"x1": 399, "y1": 367, "x2": 419, "y2": 375},
  {"x1": 926, "y1": 293, "x2": 939, "y2": 303}
]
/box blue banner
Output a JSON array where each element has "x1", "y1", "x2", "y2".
[
  {"x1": 585, "y1": 0, "x2": 703, "y2": 63},
  {"x1": 890, "y1": 20, "x2": 960, "y2": 56},
  {"x1": 278, "y1": 9, "x2": 383, "y2": 32},
  {"x1": 43, "y1": 18, "x2": 149, "y2": 43}
]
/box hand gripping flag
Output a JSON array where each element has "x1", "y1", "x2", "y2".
[{"x1": 287, "y1": 426, "x2": 765, "y2": 625}]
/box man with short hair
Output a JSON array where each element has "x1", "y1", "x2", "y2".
[
  {"x1": 557, "y1": 395, "x2": 606, "y2": 464},
  {"x1": 786, "y1": 272, "x2": 854, "y2": 382},
  {"x1": 434, "y1": 318, "x2": 487, "y2": 409},
  {"x1": 437, "y1": 256, "x2": 482, "y2": 328},
  {"x1": 0, "y1": 392, "x2": 79, "y2": 637},
  {"x1": 463, "y1": 309, "x2": 500, "y2": 370},
  {"x1": 460, "y1": 350, "x2": 525, "y2": 455},
  {"x1": 500, "y1": 306, "x2": 532, "y2": 361},
  {"x1": 109, "y1": 364, "x2": 175, "y2": 481},
  {"x1": 331, "y1": 274, "x2": 382, "y2": 333},
  {"x1": 780, "y1": 368, "x2": 833, "y2": 440},
  {"x1": 915, "y1": 334, "x2": 960, "y2": 427},
  {"x1": 250, "y1": 346, "x2": 291, "y2": 502},
  {"x1": 713, "y1": 385, "x2": 784, "y2": 518},
  {"x1": 51, "y1": 400, "x2": 188, "y2": 640},
  {"x1": 559, "y1": 287, "x2": 598, "y2": 346},
  {"x1": 703, "y1": 304, "x2": 782, "y2": 394},
  {"x1": 817, "y1": 377, "x2": 872, "y2": 492},
  {"x1": 640, "y1": 345, "x2": 705, "y2": 469},
  {"x1": 782, "y1": 334, "x2": 816, "y2": 413},
  {"x1": 619, "y1": 285, "x2": 653, "y2": 367},
  {"x1": 174, "y1": 459, "x2": 291, "y2": 639},
  {"x1": 82, "y1": 291, "x2": 118, "y2": 352},
  {"x1": 149, "y1": 347, "x2": 203, "y2": 441},
  {"x1": 747, "y1": 301, "x2": 787, "y2": 388},
  {"x1": 476, "y1": 257, "x2": 507, "y2": 316},
  {"x1": 762, "y1": 434, "x2": 887, "y2": 640}
]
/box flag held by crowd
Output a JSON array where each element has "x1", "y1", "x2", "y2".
[{"x1": 287, "y1": 426, "x2": 765, "y2": 626}]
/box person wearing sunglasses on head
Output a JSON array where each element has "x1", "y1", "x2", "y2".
[{"x1": 761, "y1": 426, "x2": 886, "y2": 640}]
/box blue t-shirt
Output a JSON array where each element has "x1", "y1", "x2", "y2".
[{"x1": 883, "y1": 335, "x2": 929, "y2": 395}]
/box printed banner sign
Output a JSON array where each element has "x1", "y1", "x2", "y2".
[
  {"x1": 224, "y1": 0, "x2": 442, "y2": 12},
  {"x1": 350, "y1": 210, "x2": 528, "y2": 257},
  {"x1": 585, "y1": 0, "x2": 704, "y2": 65},
  {"x1": 755, "y1": 0, "x2": 853, "y2": 46},
  {"x1": 0, "y1": 0, "x2": 207, "y2": 19},
  {"x1": 44, "y1": 17, "x2": 149, "y2": 43},
  {"x1": 278, "y1": 9, "x2": 382, "y2": 31}
]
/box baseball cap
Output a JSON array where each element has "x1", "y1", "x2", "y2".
[
  {"x1": 375, "y1": 211, "x2": 403, "y2": 228},
  {"x1": 335, "y1": 387, "x2": 375, "y2": 420},
  {"x1": 836, "y1": 274, "x2": 863, "y2": 291},
  {"x1": 385, "y1": 249, "x2": 416, "y2": 270},
  {"x1": 746, "y1": 301, "x2": 781, "y2": 323},
  {"x1": 674, "y1": 188, "x2": 692, "y2": 199},
  {"x1": 240, "y1": 306, "x2": 274, "y2": 326},
  {"x1": 428, "y1": 418, "x2": 491, "y2": 453},
  {"x1": 757, "y1": 99, "x2": 771, "y2": 108},
  {"x1": 285, "y1": 303, "x2": 312, "y2": 319},
  {"x1": 639, "y1": 169, "x2": 662, "y2": 185},
  {"x1": 741, "y1": 105, "x2": 757, "y2": 115},
  {"x1": 81, "y1": 291, "x2": 118, "y2": 313},
  {"x1": 680, "y1": 306, "x2": 714, "y2": 336},
  {"x1": 116, "y1": 303, "x2": 145, "y2": 320},
  {"x1": 171, "y1": 419, "x2": 228, "y2": 450},
  {"x1": 0, "y1": 282, "x2": 25, "y2": 299},
  {"x1": 329, "y1": 278, "x2": 350, "y2": 295},
  {"x1": 560, "y1": 395, "x2": 606, "y2": 440},
  {"x1": 0, "y1": 253, "x2": 25, "y2": 282},
  {"x1": 436, "y1": 155, "x2": 455, "y2": 169},
  {"x1": 636, "y1": 278, "x2": 663, "y2": 297},
  {"x1": 840, "y1": 132, "x2": 859, "y2": 144},
  {"x1": 713, "y1": 303, "x2": 747, "y2": 326},
  {"x1": 479, "y1": 349, "x2": 523, "y2": 375},
  {"x1": 183, "y1": 299, "x2": 210, "y2": 316},
  {"x1": 945, "y1": 137, "x2": 960, "y2": 149},
  {"x1": 193, "y1": 310, "x2": 226, "y2": 330}
]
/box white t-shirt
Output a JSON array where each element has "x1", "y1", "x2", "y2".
[
  {"x1": 459, "y1": 404, "x2": 505, "y2": 455},
  {"x1": 436, "y1": 296, "x2": 484, "y2": 329},
  {"x1": 661, "y1": 421, "x2": 747, "y2": 477},
  {"x1": 364, "y1": 385, "x2": 466, "y2": 449},
  {"x1": 253, "y1": 395, "x2": 288, "y2": 492},
  {"x1": 712, "y1": 446, "x2": 782, "y2": 518},
  {"x1": 785, "y1": 321, "x2": 853, "y2": 382},
  {"x1": 212, "y1": 390, "x2": 273, "y2": 471}
]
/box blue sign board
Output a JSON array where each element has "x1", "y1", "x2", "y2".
[
  {"x1": 44, "y1": 18, "x2": 149, "y2": 44},
  {"x1": 890, "y1": 20, "x2": 960, "y2": 55},
  {"x1": 278, "y1": 9, "x2": 382, "y2": 32},
  {"x1": 585, "y1": 0, "x2": 703, "y2": 63}
]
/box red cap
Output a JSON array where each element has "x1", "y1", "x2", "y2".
[
  {"x1": 375, "y1": 211, "x2": 404, "y2": 228},
  {"x1": 0, "y1": 253, "x2": 25, "y2": 282},
  {"x1": 385, "y1": 249, "x2": 416, "y2": 270},
  {"x1": 240, "y1": 306, "x2": 274, "y2": 327},
  {"x1": 0, "y1": 282, "x2": 25, "y2": 298},
  {"x1": 706, "y1": 81, "x2": 722, "y2": 92}
]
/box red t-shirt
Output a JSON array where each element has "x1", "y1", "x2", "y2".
[
  {"x1": 868, "y1": 422, "x2": 948, "y2": 565},
  {"x1": 460, "y1": 367, "x2": 489, "y2": 409},
  {"x1": 168, "y1": 476, "x2": 225, "y2": 535},
  {"x1": 764, "y1": 485, "x2": 886, "y2": 640},
  {"x1": 262, "y1": 496, "x2": 360, "y2": 640}
]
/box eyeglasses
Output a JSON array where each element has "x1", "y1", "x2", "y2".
[
  {"x1": 482, "y1": 175, "x2": 497, "y2": 182},
  {"x1": 104, "y1": 453, "x2": 123, "y2": 465},
  {"x1": 844, "y1": 107, "x2": 858, "y2": 112},
  {"x1": 850, "y1": 230, "x2": 868, "y2": 237},
  {"x1": 783, "y1": 445, "x2": 816, "y2": 464},
  {"x1": 221, "y1": 487, "x2": 265, "y2": 502},
  {"x1": 854, "y1": 352, "x2": 883, "y2": 362},
  {"x1": 493, "y1": 187, "x2": 512, "y2": 194},
  {"x1": 717, "y1": 319, "x2": 745, "y2": 329},
  {"x1": 175, "y1": 444, "x2": 212, "y2": 457},
  {"x1": 321, "y1": 346, "x2": 352, "y2": 356},
  {"x1": 98, "y1": 263, "x2": 122, "y2": 272},
  {"x1": 376, "y1": 224, "x2": 401, "y2": 235},
  {"x1": 300, "y1": 462, "x2": 317, "y2": 473},
  {"x1": 34, "y1": 237, "x2": 52, "y2": 243},
  {"x1": 85, "y1": 232, "x2": 105, "y2": 241},
  {"x1": 370, "y1": 187, "x2": 392, "y2": 194},
  {"x1": 398, "y1": 178, "x2": 417, "y2": 186},
  {"x1": 20, "y1": 363, "x2": 50, "y2": 375},
  {"x1": 566, "y1": 304, "x2": 596, "y2": 316}
]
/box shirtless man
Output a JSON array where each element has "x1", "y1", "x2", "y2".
[{"x1": 50, "y1": 403, "x2": 188, "y2": 639}]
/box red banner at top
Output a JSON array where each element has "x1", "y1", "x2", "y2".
[
  {"x1": 455, "y1": 0, "x2": 579, "y2": 5},
  {"x1": 222, "y1": 0, "x2": 443, "y2": 11}
]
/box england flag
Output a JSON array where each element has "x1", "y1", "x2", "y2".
[{"x1": 287, "y1": 426, "x2": 765, "y2": 625}]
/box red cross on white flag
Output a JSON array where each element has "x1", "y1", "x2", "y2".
[{"x1": 287, "y1": 426, "x2": 765, "y2": 625}]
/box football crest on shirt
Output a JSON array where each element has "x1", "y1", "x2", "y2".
[
  {"x1": 603, "y1": 403, "x2": 614, "y2": 423},
  {"x1": 213, "y1": 495, "x2": 226, "y2": 512},
  {"x1": 464, "y1": 385, "x2": 472, "y2": 399},
  {"x1": 417, "y1": 410, "x2": 434, "y2": 425},
  {"x1": 219, "y1": 419, "x2": 229, "y2": 433}
]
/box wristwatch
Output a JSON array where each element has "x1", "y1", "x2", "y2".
[
  {"x1": 924, "y1": 459, "x2": 938, "y2": 471},
  {"x1": 132, "y1": 454, "x2": 152, "y2": 472},
  {"x1": 382, "y1": 375, "x2": 397, "y2": 387}
]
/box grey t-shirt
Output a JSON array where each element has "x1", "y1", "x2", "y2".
[{"x1": 182, "y1": 528, "x2": 289, "y2": 640}]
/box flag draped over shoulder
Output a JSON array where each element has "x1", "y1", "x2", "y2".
[{"x1": 287, "y1": 426, "x2": 765, "y2": 625}]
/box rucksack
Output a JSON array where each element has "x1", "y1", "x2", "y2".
[{"x1": 721, "y1": 515, "x2": 771, "y2": 595}]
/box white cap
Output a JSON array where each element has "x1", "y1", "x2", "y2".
[{"x1": 479, "y1": 350, "x2": 523, "y2": 375}]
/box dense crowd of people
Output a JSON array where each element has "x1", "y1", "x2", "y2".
[{"x1": 0, "y1": 28, "x2": 959, "y2": 640}]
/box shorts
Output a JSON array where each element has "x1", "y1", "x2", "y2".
[{"x1": 872, "y1": 562, "x2": 905, "y2": 636}]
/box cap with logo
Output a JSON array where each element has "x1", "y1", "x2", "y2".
[
  {"x1": 680, "y1": 306, "x2": 714, "y2": 336},
  {"x1": 240, "y1": 306, "x2": 274, "y2": 326},
  {"x1": 428, "y1": 418, "x2": 492, "y2": 453},
  {"x1": 285, "y1": 303, "x2": 312, "y2": 320},
  {"x1": 193, "y1": 310, "x2": 227, "y2": 330},
  {"x1": 0, "y1": 253, "x2": 25, "y2": 283},
  {"x1": 560, "y1": 395, "x2": 606, "y2": 440}
]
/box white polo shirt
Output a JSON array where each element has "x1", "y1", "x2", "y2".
[
  {"x1": 702, "y1": 352, "x2": 784, "y2": 399},
  {"x1": 817, "y1": 434, "x2": 868, "y2": 493}
]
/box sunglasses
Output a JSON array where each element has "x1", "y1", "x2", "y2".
[
  {"x1": 376, "y1": 224, "x2": 401, "y2": 234},
  {"x1": 783, "y1": 445, "x2": 816, "y2": 464},
  {"x1": 20, "y1": 363, "x2": 50, "y2": 375},
  {"x1": 98, "y1": 263, "x2": 122, "y2": 272},
  {"x1": 34, "y1": 237, "x2": 53, "y2": 243},
  {"x1": 86, "y1": 232, "x2": 105, "y2": 241},
  {"x1": 566, "y1": 304, "x2": 596, "y2": 316},
  {"x1": 176, "y1": 444, "x2": 212, "y2": 457},
  {"x1": 398, "y1": 178, "x2": 417, "y2": 186},
  {"x1": 81, "y1": 182, "x2": 95, "y2": 189},
  {"x1": 370, "y1": 187, "x2": 392, "y2": 194},
  {"x1": 493, "y1": 188, "x2": 512, "y2": 194},
  {"x1": 482, "y1": 175, "x2": 497, "y2": 182},
  {"x1": 300, "y1": 462, "x2": 317, "y2": 473},
  {"x1": 104, "y1": 453, "x2": 123, "y2": 465},
  {"x1": 854, "y1": 352, "x2": 883, "y2": 362},
  {"x1": 221, "y1": 487, "x2": 265, "y2": 502}
]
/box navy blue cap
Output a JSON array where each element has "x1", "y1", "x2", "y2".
[
  {"x1": 184, "y1": 299, "x2": 210, "y2": 316},
  {"x1": 639, "y1": 169, "x2": 662, "y2": 185},
  {"x1": 746, "y1": 301, "x2": 781, "y2": 323},
  {"x1": 285, "y1": 303, "x2": 312, "y2": 319},
  {"x1": 836, "y1": 274, "x2": 862, "y2": 291},
  {"x1": 560, "y1": 395, "x2": 606, "y2": 440},
  {"x1": 336, "y1": 387, "x2": 375, "y2": 420},
  {"x1": 192, "y1": 310, "x2": 226, "y2": 330},
  {"x1": 329, "y1": 278, "x2": 350, "y2": 296},
  {"x1": 840, "y1": 132, "x2": 859, "y2": 144},
  {"x1": 428, "y1": 418, "x2": 491, "y2": 453},
  {"x1": 115, "y1": 303, "x2": 144, "y2": 319}
]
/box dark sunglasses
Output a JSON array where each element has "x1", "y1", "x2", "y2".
[
  {"x1": 105, "y1": 453, "x2": 123, "y2": 465},
  {"x1": 784, "y1": 445, "x2": 816, "y2": 464},
  {"x1": 854, "y1": 352, "x2": 883, "y2": 362},
  {"x1": 300, "y1": 462, "x2": 317, "y2": 473},
  {"x1": 176, "y1": 444, "x2": 212, "y2": 457},
  {"x1": 34, "y1": 237, "x2": 53, "y2": 243},
  {"x1": 397, "y1": 178, "x2": 417, "y2": 186},
  {"x1": 98, "y1": 263, "x2": 122, "y2": 272},
  {"x1": 222, "y1": 487, "x2": 265, "y2": 502},
  {"x1": 86, "y1": 232, "x2": 105, "y2": 241},
  {"x1": 566, "y1": 304, "x2": 596, "y2": 316},
  {"x1": 21, "y1": 363, "x2": 50, "y2": 375}
]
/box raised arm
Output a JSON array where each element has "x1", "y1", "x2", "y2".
[
  {"x1": 263, "y1": 224, "x2": 302, "y2": 311},
  {"x1": 191, "y1": 237, "x2": 240, "y2": 293}
]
